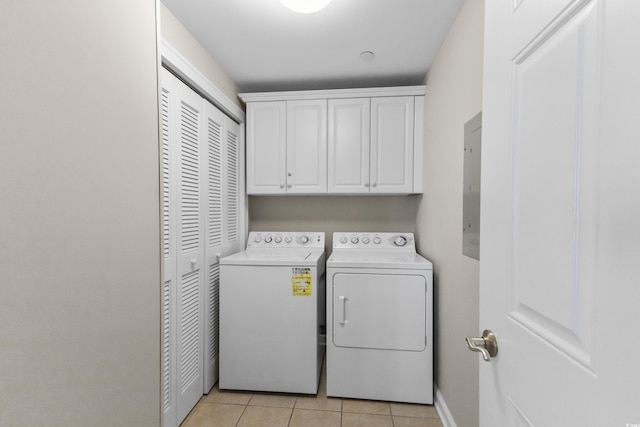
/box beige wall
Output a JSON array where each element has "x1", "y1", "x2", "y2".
[
  {"x1": 415, "y1": 1, "x2": 484, "y2": 426},
  {"x1": 160, "y1": 3, "x2": 242, "y2": 109},
  {"x1": 0, "y1": 1, "x2": 160, "y2": 425},
  {"x1": 249, "y1": 196, "x2": 417, "y2": 254}
]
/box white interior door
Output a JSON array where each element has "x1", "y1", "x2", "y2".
[{"x1": 479, "y1": 1, "x2": 640, "y2": 426}]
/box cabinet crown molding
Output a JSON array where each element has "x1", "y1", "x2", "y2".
[{"x1": 240, "y1": 86, "x2": 426, "y2": 103}]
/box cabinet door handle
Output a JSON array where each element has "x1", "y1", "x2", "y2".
[
  {"x1": 372, "y1": 182, "x2": 377, "y2": 187},
  {"x1": 364, "y1": 182, "x2": 370, "y2": 188},
  {"x1": 339, "y1": 296, "x2": 348, "y2": 325}
]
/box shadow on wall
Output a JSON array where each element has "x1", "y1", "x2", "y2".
[{"x1": 248, "y1": 195, "x2": 418, "y2": 254}]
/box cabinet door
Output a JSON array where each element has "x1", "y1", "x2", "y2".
[
  {"x1": 286, "y1": 100, "x2": 327, "y2": 193},
  {"x1": 371, "y1": 96, "x2": 414, "y2": 193},
  {"x1": 246, "y1": 102, "x2": 286, "y2": 194},
  {"x1": 328, "y1": 98, "x2": 371, "y2": 193}
]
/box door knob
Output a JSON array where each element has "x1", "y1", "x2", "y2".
[{"x1": 465, "y1": 329, "x2": 498, "y2": 362}]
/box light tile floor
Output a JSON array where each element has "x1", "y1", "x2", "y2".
[{"x1": 181, "y1": 365, "x2": 443, "y2": 427}]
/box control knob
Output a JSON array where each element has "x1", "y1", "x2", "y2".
[
  {"x1": 393, "y1": 235, "x2": 408, "y2": 247},
  {"x1": 254, "y1": 236, "x2": 262, "y2": 243},
  {"x1": 274, "y1": 236, "x2": 282, "y2": 243},
  {"x1": 373, "y1": 237, "x2": 382, "y2": 245},
  {"x1": 264, "y1": 235, "x2": 273, "y2": 243},
  {"x1": 362, "y1": 237, "x2": 370, "y2": 244},
  {"x1": 300, "y1": 235, "x2": 309, "y2": 244},
  {"x1": 339, "y1": 236, "x2": 348, "y2": 244},
  {"x1": 351, "y1": 237, "x2": 359, "y2": 244},
  {"x1": 285, "y1": 236, "x2": 292, "y2": 243}
]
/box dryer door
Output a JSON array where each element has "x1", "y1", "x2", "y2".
[{"x1": 332, "y1": 273, "x2": 426, "y2": 351}]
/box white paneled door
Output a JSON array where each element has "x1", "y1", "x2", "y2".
[
  {"x1": 479, "y1": 1, "x2": 640, "y2": 426},
  {"x1": 161, "y1": 68, "x2": 244, "y2": 427}
]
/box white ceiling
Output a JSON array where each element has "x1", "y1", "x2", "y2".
[{"x1": 161, "y1": 0, "x2": 465, "y2": 93}]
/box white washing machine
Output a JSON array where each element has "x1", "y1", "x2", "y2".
[
  {"x1": 219, "y1": 231, "x2": 325, "y2": 394},
  {"x1": 326, "y1": 232, "x2": 433, "y2": 404}
]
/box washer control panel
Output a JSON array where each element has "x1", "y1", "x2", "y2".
[
  {"x1": 332, "y1": 232, "x2": 415, "y2": 250},
  {"x1": 247, "y1": 231, "x2": 325, "y2": 248}
]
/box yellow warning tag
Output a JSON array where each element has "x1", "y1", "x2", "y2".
[{"x1": 292, "y1": 268, "x2": 312, "y2": 296}]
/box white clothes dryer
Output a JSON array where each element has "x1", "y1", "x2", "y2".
[
  {"x1": 326, "y1": 232, "x2": 433, "y2": 404},
  {"x1": 219, "y1": 231, "x2": 325, "y2": 394}
]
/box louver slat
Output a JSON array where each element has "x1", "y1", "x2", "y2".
[
  {"x1": 180, "y1": 102, "x2": 200, "y2": 253},
  {"x1": 162, "y1": 279, "x2": 172, "y2": 411},
  {"x1": 180, "y1": 271, "x2": 200, "y2": 392},
  {"x1": 208, "y1": 264, "x2": 220, "y2": 363},
  {"x1": 162, "y1": 89, "x2": 171, "y2": 260},
  {"x1": 226, "y1": 129, "x2": 238, "y2": 243},
  {"x1": 208, "y1": 118, "x2": 223, "y2": 247}
]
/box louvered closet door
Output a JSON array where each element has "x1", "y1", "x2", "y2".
[
  {"x1": 203, "y1": 103, "x2": 224, "y2": 393},
  {"x1": 160, "y1": 68, "x2": 178, "y2": 427},
  {"x1": 202, "y1": 105, "x2": 243, "y2": 393},
  {"x1": 175, "y1": 81, "x2": 205, "y2": 425},
  {"x1": 161, "y1": 67, "x2": 245, "y2": 426}
]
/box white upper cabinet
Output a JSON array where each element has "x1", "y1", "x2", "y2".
[
  {"x1": 328, "y1": 98, "x2": 371, "y2": 193},
  {"x1": 287, "y1": 100, "x2": 327, "y2": 193},
  {"x1": 371, "y1": 96, "x2": 414, "y2": 194},
  {"x1": 242, "y1": 86, "x2": 425, "y2": 195},
  {"x1": 246, "y1": 102, "x2": 286, "y2": 194},
  {"x1": 246, "y1": 100, "x2": 327, "y2": 194}
]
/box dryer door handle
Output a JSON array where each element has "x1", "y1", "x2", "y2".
[{"x1": 339, "y1": 296, "x2": 349, "y2": 325}]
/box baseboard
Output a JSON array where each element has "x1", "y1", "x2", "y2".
[{"x1": 434, "y1": 384, "x2": 458, "y2": 427}]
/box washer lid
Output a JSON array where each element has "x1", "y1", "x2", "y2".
[
  {"x1": 327, "y1": 250, "x2": 432, "y2": 270},
  {"x1": 220, "y1": 248, "x2": 324, "y2": 266}
]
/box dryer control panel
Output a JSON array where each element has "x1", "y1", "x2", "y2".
[
  {"x1": 247, "y1": 231, "x2": 325, "y2": 248},
  {"x1": 332, "y1": 232, "x2": 416, "y2": 251}
]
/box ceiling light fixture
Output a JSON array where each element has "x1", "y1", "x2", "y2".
[{"x1": 280, "y1": 0, "x2": 332, "y2": 14}]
